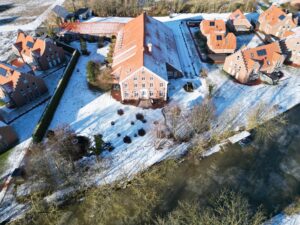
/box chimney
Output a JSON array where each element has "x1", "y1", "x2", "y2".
[{"x1": 147, "y1": 43, "x2": 152, "y2": 53}]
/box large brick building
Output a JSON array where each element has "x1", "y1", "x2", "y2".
[
  {"x1": 111, "y1": 13, "x2": 182, "y2": 103},
  {"x1": 13, "y1": 30, "x2": 65, "y2": 71},
  {"x1": 0, "y1": 62, "x2": 48, "y2": 107}
]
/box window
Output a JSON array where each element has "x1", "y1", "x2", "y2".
[
  {"x1": 159, "y1": 91, "x2": 164, "y2": 97},
  {"x1": 150, "y1": 91, "x2": 153, "y2": 96},
  {"x1": 150, "y1": 76, "x2": 154, "y2": 80},
  {"x1": 124, "y1": 83, "x2": 128, "y2": 88},
  {"x1": 26, "y1": 41, "x2": 34, "y2": 48},
  {"x1": 279, "y1": 15, "x2": 286, "y2": 21},
  {"x1": 134, "y1": 76, "x2": 137, "y2": 80},
  {"x1": 142, "y1": 77, "x2": 145, "y2": 81},
  {"x1": 142, "y1": 83, "x2": 146, "y2": 88},
  {"x1": 134, "y1": 92, "x2": 138, "y2": 97},
  {"x1": 150, "y1": 83, "x2": 153, "y2": 87},
  {"x1": 134, "y1": 84, "x2": 138, "y2": 88},
  {"x1": 209, "y1": 21, "x2": 215, "y2": 26},
  {"x1": 267, "y1": 60, "x2": 270, "y2": 65},
  {"x1": 160, "y1": 83, "x2": 164, "y2": 87},
  {"x1": 124, "y1": 92, "x2": 129, "y2": 97},
  {"x1": 257, "y1": 49, "x2": 267, "y2": 56},
  {"x1": 216, "y1": 35, "x2": 222, "y2": 41}
]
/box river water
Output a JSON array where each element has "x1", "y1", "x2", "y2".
[{"x1": 159, "y1": 105, "x2": 300, "y2": 216}]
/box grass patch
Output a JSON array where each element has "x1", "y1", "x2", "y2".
[
  {"x1": 0, "y1": 148, "x2": 14, "y2": 175},
  {"x1": 0, "y1": 99, "x2": 6, "y2": 106}
]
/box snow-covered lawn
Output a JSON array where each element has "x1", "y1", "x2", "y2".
[
  {"x1": 0, "y1": 0, "x2": 65, "y2": 31},
  {"x1": 47, "y1": 13, "x2": 300, "y2": 186},
  {"x1": 1, "y1": 12, "x2": 300, "y2": 223}
]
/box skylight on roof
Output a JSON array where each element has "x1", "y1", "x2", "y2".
[
  {"x1": 257, "y1": 49, "x2": 267, "y2": 56},
  {"x1": 26, "y1": 41, "x2": 34, "y2": 48},
  {"x1": 209, "y1": 21, "x2": 215, "y2": 26},
  {"x1": 216, "y1": 35, "x2": 223, "y2": 40},
  {"x1": 0, "y1": 68, "x2": 7, "y2": 76},
  {"x1": 279, "y1": 15, "x2": 286, "y2": 20}
]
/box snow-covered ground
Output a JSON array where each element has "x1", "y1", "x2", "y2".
[
  {"x1": 266, "y1": 213, "x2": 300, "y2": 225},
  {"x1": 1, "y1": 12, "x2": 300, "y2": 223},
  {"x1": 46, "y1": 13, "x2": 300, "y2": 187},
  {"x1": 0, "y1": 0, "x2": 65, "y2": 32}
]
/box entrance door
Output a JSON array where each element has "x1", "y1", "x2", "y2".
[{"x1": 140, "y1": 89, "x2": 148, "y2": 99}]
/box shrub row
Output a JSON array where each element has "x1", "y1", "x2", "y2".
[{"x1": 32, "y1": 45, "x2": 80, "y2": 143}]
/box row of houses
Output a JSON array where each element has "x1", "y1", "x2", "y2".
[
  {"x1": 223, "y1": 5, "x2": 300, "y2": 84},
  {"x1": 0, "y1": 31, "x2": 67, "y2": 152},
  {"x1": 0, "y1": 31, "x2": 65, "y2": 108}
]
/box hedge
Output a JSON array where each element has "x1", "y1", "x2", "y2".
[{"x1": 32, "y1": 45, "x2": 80, "y2": 143}]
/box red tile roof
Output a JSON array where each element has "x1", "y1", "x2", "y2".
[{"x1": 61, "y1": 22, "x2": 125, "y2": 35}]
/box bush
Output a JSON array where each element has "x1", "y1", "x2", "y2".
[
  {"x1": 136, "y1": 113, "x2": 144, "y2": 121},
  {"x1": 123, "y1": 136, "x2": 132, "y2": 144},
  {"x1": 117, "y1": 109, "x2": 124, "y2": 116},
  {"x1": 117, "y1": 133, "x2": 121, "y2": 137},
  {"x1": 98, "y1": 37, "x2": 105, "y2": 48},
  {"x1": 131, "y1": 121, "x2": 135, "y2": 125},
  {"x1": 111, "y1": 121, "x2": 115, "y2": 126},
  {"x1": 86, "y1": 61, "x2": 100, "y2": 83},
  {"x1": 138, "y1": 128, "x2": 146, "y2": 137},
  {"x1": 89, "y1": 67, "x2": 113, "y2": 92}
]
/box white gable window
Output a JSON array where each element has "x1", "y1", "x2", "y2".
[{"x1": 160, "y1": 83, "x2": 164, "y2": 87}]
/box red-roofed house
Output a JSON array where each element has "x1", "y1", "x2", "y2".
[
  {"x1": 12, "y1": 30, "x2": 65, "y2": 71},
  {"x1": 227, "y1": 9, "x2": 253, "y2": 33},
  {"x1": 281, "y1": 35, "x2": 300, "y2": 66},
  {"x1": 0, "y1": 62, "x2": 48, "y2": 107},
  {"x1": 257, "y1": 5, "x2": 298, "y2": 39},
  {"x1": 0, "y1": 121, "x2": 18, "y2": 153},
  {"x1": 223, "y1": 42, "x2": 286, "y2": 83},
  {"x1": 200, "y1": 19, "x2": 237, "y2": 62},
  {"x1": 111, "y1": 13, "x2": 182, "y2": 104}
]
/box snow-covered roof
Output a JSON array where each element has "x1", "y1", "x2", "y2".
[{"x1": 112, "y1": 13, "x2": 182, "y2": 82}]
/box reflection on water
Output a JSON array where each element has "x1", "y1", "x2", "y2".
[{"x1": 164, "y1": 105, "x2": 300, "y2": 215}]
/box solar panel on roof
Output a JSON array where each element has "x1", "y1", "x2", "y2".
[
  {"x1": 279, "y1": 15, "x2": 286, "y2": 20},
  {"x1": 257, "y1": 49, "x2": 267, "y2": 56},
  {"x1": 0, "y1": 68, "x2": 7, "y2": 76},
  {"x1": 26, "y1": 41, "x2": 34, "y2": 48}
]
